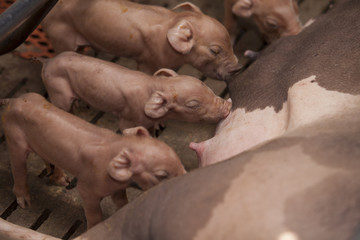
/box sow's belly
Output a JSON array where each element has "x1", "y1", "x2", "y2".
[{"x1": 190, "y1": 75, "x2": 360, "y2": 167}]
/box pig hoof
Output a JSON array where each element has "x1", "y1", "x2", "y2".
[
  {"x1": 16, "y1": 196, "x2": 31, "y2": 208},
  {"x1": 49, "y1": 174, "x2": 71, "y2": 186}
]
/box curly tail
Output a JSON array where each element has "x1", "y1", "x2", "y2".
[{"x1": 0, "y1": 98, "x2": 10, "y2": 106}]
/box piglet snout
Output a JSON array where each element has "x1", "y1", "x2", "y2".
[
  {"x1": 221, "y1": 63, "x2": 243, "y2": 81},
  {"x1": 220, "y1": 98, "x2": 232, "y2": 119},
  {"x1": 229, "y1": 64, "x2": 243, "y2": 75}
]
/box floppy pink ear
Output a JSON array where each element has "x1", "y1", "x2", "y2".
[
  {"x1": 154, "y1": 68, "x2": 179, "y2": 77},
  {"x1": 167, "y1": 20, "x2": 194, "y2": 55},
  {"x1": 123, "y1": 126, "x2": 151, "y2": 138},
  {"x1": 232, "y1": 0, "x2": 254, "y2": 18},
  {"x1": 107, "y1": 149, "x2": 133, "y2": 182},
  {"x1": 144, "y1": 91, "x2": 170, "y2": 119},
  {"x1": 172, "y1": 2, "x2": 203, "y2": 14}
]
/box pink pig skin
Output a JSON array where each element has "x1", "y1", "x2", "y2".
[
  {"x1": 41, "y1": 1, "x2": 241, "y2": 80},
  {"x1": 1, "y1": 93, "x2": 185, "y2": 229},
  {"x1": 224, "y1": 0, "x2": 302, "y2": 43},
  {"x1": 41, "y1": 52, "x2": 232, "y2": 131}
]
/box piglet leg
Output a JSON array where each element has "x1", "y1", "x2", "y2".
[
  {"x1": 7, "y1": 139, "x2": 31, "y2": 208},
  {"x1": 77, "y1": 184, "x2": 103, "y2": 229},
  {"x1": 45, "y1": 77, "x2": 76, "y2": 112},
  {"x1": 111, "y1": 189, "x2": 128, "y2": 209}
]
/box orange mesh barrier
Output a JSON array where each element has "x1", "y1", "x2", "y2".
[{"x1": 0, "y1": 0, "x2": 55, "y2": 58}]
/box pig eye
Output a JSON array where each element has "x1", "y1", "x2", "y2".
[
  {"x1": 185, "y1": 100, "x2": 200, "y2": 109},
  {"x1": 209, "y1": 46, "x2": 221, "y2": 56},
  {"x1": 265, "y1": 19, "x2": 279, "y2": 30}
]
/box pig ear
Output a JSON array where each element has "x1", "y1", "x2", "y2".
[
  {"x1": 172, "y1": 2, "x2": 203, "y2": 14},
  {"x1": 154, "y1": 68, "x2": 179, "y2": 77},
  {"x1": 144, "y1": 91, "x2": 170, "y2": 119},
  {"x1": 167, "y1": 20, "x2": 194, "y2": 55},
  {"x1": 107, "y1": 149, "x2": 133, "y2": 182},
  {"x1": 232, "y1": 0, "x2": 254, "y2": 18},
  {"x1": 123, "y1": 126, "x2": 151, "y2": 138}
]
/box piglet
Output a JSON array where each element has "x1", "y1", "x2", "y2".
[
  {"x1": 42, "y1": 1, "x2": 241, "y2": 80},
  {"x1": 40, "y1": 52, "x2": 232, "y2": 131},
  {"x1": 224, "y1": 0, "x2": 302, "y2": 43},
  {"x1": 1, "y1": 93, "x2": 185, "y2": 229}
]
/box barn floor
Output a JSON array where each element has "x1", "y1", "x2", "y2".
[{"x1": 0, "y1": 0, "x2": 331, "y2": 238}]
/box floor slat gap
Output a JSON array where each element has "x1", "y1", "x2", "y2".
[
  {"x1": 61, "y1": 219, "x2": 83, "y2": 240},
  {"x1": 30, "y1": 208, "x2": 52, "y2": 230},
  {"x1": 4, "y1": 77, "x2": 27, "y2": 98},
  {"x1": 0, "y1": 200, "x2": 18, "y2": 220},
  {"x1": 89, "y1": 111, "x2": 105, "y2": 124}
]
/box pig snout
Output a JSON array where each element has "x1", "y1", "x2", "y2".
[
  {"x1": 219, "y1": 98, "x2": 232, "y2": 119},
  {"x1": 228, "y1": 64, "x2": 243, "y2": 76},
  {"x1": 218, "y1": 62, "x2": 243, "y2": 81},
  {"x1": 205, "y1": 97, "x2": 232, "y2": 122},
  {"x1": 281, "y1": 21, "x2": 303, "y2": 37}
]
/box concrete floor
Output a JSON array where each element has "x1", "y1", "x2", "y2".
[{"x1": 0, "y1": 0, "x2": 330, "y2": 238}]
